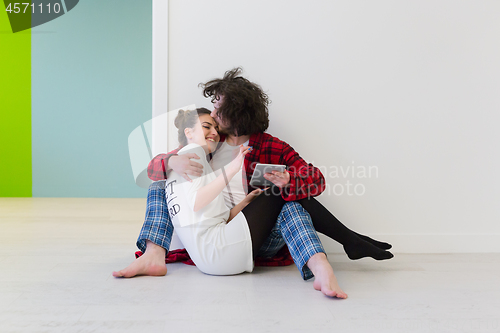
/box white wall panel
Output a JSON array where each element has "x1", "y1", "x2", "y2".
[{"x1": 156, "y1": 0, "x2": 500, "y2": 252}]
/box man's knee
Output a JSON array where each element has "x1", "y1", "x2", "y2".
[
  {"x1": 281, "y1": 201, "x2": 312, "y2": 225},
  {"x1": 283, "y1": 201, "x2": 304, "y2": 213},
  {"x1": 147, "y1": 180, "x2": 168, "y2": 206},
  {"x1": 148, "y1": 180, "x2": 166, "y2": 192}
]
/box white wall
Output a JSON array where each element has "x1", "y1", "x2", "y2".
[{"x1": 157, "y1": 0, "x2": 500, "y2": 253}]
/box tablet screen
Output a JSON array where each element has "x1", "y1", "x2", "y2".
[{"x1": 249, "y1": 163, "x2": 286, "y2": 186}]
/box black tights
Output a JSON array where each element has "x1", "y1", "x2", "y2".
[
  {"x1": 241, "y1": 189, "x2": 289, "y2": 258},
  {"x1": 242, "y1": 187, "x2": 393, "y2": 260}
]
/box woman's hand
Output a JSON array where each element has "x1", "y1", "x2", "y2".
[
  {"x1": 245, "y1": 188, "x2": 266, "y2": 203},
  {"x1": 170, "y1": 154, "x2": 204, "y2": 182},
  {"x1": 227, "y1": 187, "x2": 266, "y2": 223},
  {"x1": 227, "y1": 145, "x2": 252, "y2": 175}
]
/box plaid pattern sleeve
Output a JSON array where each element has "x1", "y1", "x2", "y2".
[
  {"x1": 244, "y1": 133, "x2": 326, "y2": 201},
  {"x1": 147, "y1": 148, "x2": 181, "y2": 181}
]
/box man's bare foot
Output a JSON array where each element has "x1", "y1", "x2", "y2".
[
  {"x1": 307, "y1": 253, "x2": 347, "y2": 299},
  {"x1": 113, "y1": 241, "x2": 167, "y2": 278}
]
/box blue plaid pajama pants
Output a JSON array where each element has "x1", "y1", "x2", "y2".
[{"x1": 137, "y1": 181, "x2": 325, "y2": 280}]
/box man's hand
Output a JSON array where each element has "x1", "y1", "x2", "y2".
[
  {"x1": 169, "y1": 154, "x2": 204, "y2": 182},
  {"x1": 263, "y1": 170, "x2": 290, "y2": 188}
]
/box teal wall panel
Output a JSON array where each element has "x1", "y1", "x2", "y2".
[{"x1": 32, "y1": 0, "x2": 152, "y2": 197}]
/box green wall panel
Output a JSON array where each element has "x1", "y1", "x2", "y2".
[{"x1": 0, "y1": 7, "x2": 32, "y2": 197}]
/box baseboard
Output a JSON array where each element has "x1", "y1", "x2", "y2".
[{"x1": 319, "y1": 233, "x2": 500, "y2": 254}]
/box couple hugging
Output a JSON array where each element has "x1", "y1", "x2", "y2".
[{"x1": 113, "y1": 68, "x2": 393, "y2": 299}]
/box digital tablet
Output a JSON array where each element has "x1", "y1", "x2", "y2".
[{"x1": 249, "y1": 163, "x2": 287, "y2": 186}]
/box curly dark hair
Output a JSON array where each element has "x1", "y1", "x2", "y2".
[{"x1": 199, "y1": 67, "x2": 270, "y2": 136}]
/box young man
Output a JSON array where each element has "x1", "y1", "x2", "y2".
[{"x1": 113, "y1": 68, "x2": 393, "y2": 298}]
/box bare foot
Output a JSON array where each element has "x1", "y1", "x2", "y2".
[
  {"x1": 307, "y1": 253, "x2": 347, "y2": 299},
  {"x1": 113, "y1": 241, "x2": 167, "y2": 278}
]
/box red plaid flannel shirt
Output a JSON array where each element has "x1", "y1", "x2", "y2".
[{"x1": 147, "y1": 132, "x2": 326, "y2": 201}]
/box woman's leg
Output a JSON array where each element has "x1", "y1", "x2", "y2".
[
  {"x1": 244, "y1": 186, "x2": 393, "y2": 260},
  {"x1": 242, "y1": 189, "x2": 288, "y2": 258},
  {"x1": 296, "y1": 197, "x2": 393, "y2": 260}
]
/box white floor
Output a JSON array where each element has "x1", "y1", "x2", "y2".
[{"x1": 0, "y1": 198, "x2": 499, "y2": 333}]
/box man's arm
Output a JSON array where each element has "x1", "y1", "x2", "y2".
[
  {"x1": 250, "y1": 133, "x2": 326, "y2": 201},
  {"x1": 147, "y1": 153, "x2": 174, "y2": 181},
  {"x1": 278, "y1": 141, "x2": 326, "y2": 201},
  {"x1": 147, "y1": 148, "x2": 204, "y2": 182}
]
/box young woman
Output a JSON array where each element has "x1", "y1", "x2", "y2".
[
  {"x1": 165, "y1": 108, "x2": 259, "y2": 275},
  {"x1": 114, "y1": 108, "x2": 348, "y2": 299}
]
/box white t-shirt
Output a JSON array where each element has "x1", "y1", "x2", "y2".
[{"x1": 166, "y1": 143, "x2": 253, "y2": 275}]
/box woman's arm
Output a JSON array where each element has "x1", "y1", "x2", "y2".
[
  {"x1": 193, "y1": 145, "x2": 251, "y2": 212},
  {"x1": 193, "y1": 168, "x2": 237, "y2": 212}
]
